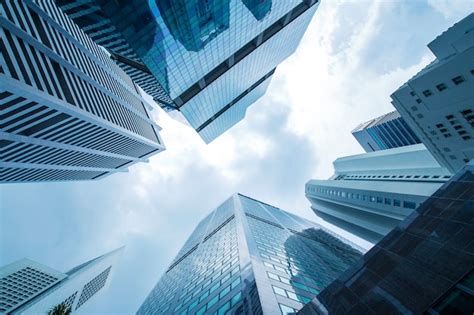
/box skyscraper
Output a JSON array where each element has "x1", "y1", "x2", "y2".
[
  {"x1": 305, "y1": 144, "x2": 451, "y2": 243},
  {"x1": 0, "y1": 247, "x2": 123, "y2": 314},
  {"x1": 137, "y1": 194, "x2": 362, "y2": 315},
  {"x1": 391, "y1": 13, "x2": 474, "y2": 174},
  {"x1": 0, "y1": 0, "x2": 165, "y2": 183},
  {"x1": 299, "y1": 161, "x2": 474, "y2": 315},
  {"x1": 351, "y1": 111, "x2": 421, "y2": 152},
  {"x1": 57, "y1": 0, "x2": 320, "y2": 143}
]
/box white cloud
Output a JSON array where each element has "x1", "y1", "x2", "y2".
[{"x1": 427, "y1": 0, "x2": 474, "y2": 19}]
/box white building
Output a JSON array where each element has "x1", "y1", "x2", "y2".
[
  {"x1": 0, "y1": 247, "x2": 123, "y2": 314},
  {"x1": 391, "y1": 13, "x2": 474, "y2": 174},
  {"x1": 305, "y1": 144, "x2": 451, "y2": 243}
]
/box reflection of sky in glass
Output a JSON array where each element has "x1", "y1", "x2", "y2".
[{"x1": 146, "y1": 0, "x2": 302, "y2": 98}]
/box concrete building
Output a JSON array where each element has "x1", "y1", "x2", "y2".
[
  {"x1": 137, "y1": 194, "x2": 362, "y2": 315},
  {"x1": 305, "y1": 144, "x2": 451, "y2": 243},
  {"x1": 0, "y1": 247, "x2": 123, "y2": 314},
  {"x1": 351, "y1": 111, "x2": 421, "y2": 152},
  {"x1": 0, "y1": 0, "x2": 165, "y2": 183},
  {"x1": 391, "y1": 13, "x2": 474, "y2": 174},
  {"x1": 57, "y1": 0, "x2": 320, "y2": 143},
  {"x1": 299, "y1": 161, "x2": 474, "y2": 315}
]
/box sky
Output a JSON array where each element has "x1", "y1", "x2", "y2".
[{"x1": 1, "y1": 0, "x2": 473, "y2": 314}]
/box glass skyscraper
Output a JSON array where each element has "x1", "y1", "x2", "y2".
[
  {"x1": 351, "y1": 111, "x2": 421, "y2": 152},
  {"x1": 58, "y1": 0, "x2": 320, "y2": 143},
  {"x1": 137, "y1": 194, "x2": 362, "y2": 315},
  {"x1": 0, "y1": 0, "x2": 165, "y2": 183}
]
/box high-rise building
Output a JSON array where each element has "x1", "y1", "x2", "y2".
[
  {"x1": 299, "y1": 161, "x2": 474, "y2": 315},
  {"x1": 391, "y1": 13, "x2": 474, "y2": 174},
  {"x1": 54, "y1": 0, "x2": 175, "y2": 109},
  {"x1": 305, "y1": 144, "x2": 451, "y2": 243},
  {"x1": 137, "y1": 194, "x2": 362, "y2": 315},
  {"x1": 0, "y1": 247, "x2": 123, "y2": 314},
  {"x1": 0, "y1": 0, "x2": 165, "y2": 183},
  {"x1": 351, "y1": 111, "x2": 421, "y2": 152},
  {"x1": 57, "y1": 0, "x2": 320, "y2": 143}
]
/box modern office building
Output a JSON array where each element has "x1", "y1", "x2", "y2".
[
  {"x1": 351, "y1": 111, "x2": 421, "y2": 152},
  {"x1": 137, "y1": 194, "x2": 362, "y2": 315},
  {"x1": 299, "y1": 161, "x2": 474, "y2": 315},
  {"x1": 54, "y1": 0, "x2": 175, "y2": 109},
  {"x1": 391, "y1": 13, "x2": 474, "y2": 174},
  {"x1": 0, "y1": 0, "x2": 165, "y2": 183},
  {"x1": 306, "y1": 144, "x2": 451, "y2": 243},
  {"x1": 57, "y1": 0, "x2": 320, "y2": 143},
  {"x1": 0, "y1": 247, "x2": 123, "y2": 314}
]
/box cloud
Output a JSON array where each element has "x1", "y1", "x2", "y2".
[{"x1": 427, "y1": 0, "x2": 474, "y2": 19}]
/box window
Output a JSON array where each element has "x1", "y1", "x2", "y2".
[
  {"x1": 370, "y1": 196, "x2": 376, "y2": 202},
  {"x1": 416, "y1": 99, "x2": 422, "y2": 104},
  {"x1": 436, "y1": 83, "x2": 447, "y2": 91},
  {"x1": 403, "y1": 201, "x2": 417, "y2": 209},
  {"x1": 231, "y1": 292, "x2": 242, "y2": 306},
  {"x1": 376, "y1": 197, "x2": 383, "y2": 203},
  {"x1": 422, "y1": 89, "x2": 433, "y2": 97},
  {"x1": 207, "y1": 295, "x2": 218, "y2": 308},
  {"x1": 410, "y1": 91, "x2": 416, "y2": 96},
  {"x1": 384, "y1": 198, "x2": 392, "y2": 205},
  {"x1": 452, "y1": 75, "x2": 465, "y2": 85},
  {"x1": 280, "y1": 304, "x2": 297, "y2": 315},
  {"x1": 393, "y1": 199, "x2": 401, "y2": 207},
  {"x1": 218, "y1": 302, "x2": 230, "y2": 315},
  {"x1": 273, "y1": 286, "x2": 286, "y2": 297}
]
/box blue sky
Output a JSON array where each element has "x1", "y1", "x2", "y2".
[{"x1": 1, "y1": 0, "x2": 473, "y2": 314}]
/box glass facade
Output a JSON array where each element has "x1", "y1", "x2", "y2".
[
  {"x1": 137, "y1": 194, "x2": 362, "y2": 315},
  {"x1": 59, "y1": 0, "x2": 320, "y2": 142},
  {"x1": 352, "y1": 111, "x2": 421, "y2": 152}
]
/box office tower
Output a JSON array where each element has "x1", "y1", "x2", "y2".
[
  {"x1": 299, "y1": 161, "x2": 474, "y2": 315},
  {"x1": 0, "y1": 0, "x2": 165, "y2": 183},
  {"x1": 305, "y1": 144, "x2": 451, "y2": 243},
  {"x1": 137, "y1": 194, "x2": 362, "y2": 315},
  {"x1": 58, "y1": 0, "x2": 320, "y2": 143},
  {"x1": 391, "y1": 13, "x2": 474, "y2": 174},
  {"x1": 351, "y1": 111, "x2": 421, "y2": 152},
  {"x1": 0, "y1": 247, "x2": 123, "y2": 314},
  {"x1": 54, "y1": 0, "x2": 174, "y2": 109}
]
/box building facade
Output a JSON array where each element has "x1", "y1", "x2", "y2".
[
  {"x1": 0, "y1": 247, "x2": 123, "y2": 314},
  {"x1": 137, "y1": 194, "x2": 362, "y2": 315},
  {"x1": 54, "y1": 0, "x2": 175, "y2": 109},
  {"x1": 391, "y1": 13, "x2": 474, "y2": 174},
  {"x1": 0, "y1": 0, "x2": 165, "y2": 183},
  {"x1": 299, "y1": 161, "x2": 474, "y2": 315},
  {"x1": 351, "y1": 111, "x2": 421, "y2": 152},
  {"x1": 305, "y1": 144, "x2": 451, "y2": 243},
  {"x1": 57, "y1": 0, "x2": 320, "y2": 143}
]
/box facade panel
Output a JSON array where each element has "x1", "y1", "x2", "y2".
[
  {"x1": 0, "y1": 0, "x2": 165, "y2": 183},
  {"x1": 352, "y1": 111, "x2": 421, "y2": 152},
  {"x1": 137, "y1": 194, "x2": 362, "y2": 315}
]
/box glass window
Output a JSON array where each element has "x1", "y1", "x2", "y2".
[
  {"x1": 188, "y1": 300, "x2": 198, "y2": 311},
  {"x1": 384, "y1": 198, "x2": 392, "y2": 205},
  {"x1": 376, "y1": 197, "x2": 383, "y2": 203},
  {"x1": 207, "y1": 295, "x2": 219, "y2": 309},
  {"x1": 219, "y1": 285, "x2": 230, "y2": 299},
  {"x1": 196, "y1": 305, "x2": 206, "y2": 315},
  {"x1": 273, "y1": 285, "x2": 287, "y2": 297},
  {"x1": 218, "y1": 301, "x2": 230, "y2": 315},
  {"x1": 210, "y1": 282, "x2": 220, "y2": 293},
  {"x1": 279, "y1": 304, "x2": 297, "y2": 315},
  {"x1": 231, "y1": 277, "x2": 240, "y2": 289},
  {"x1": 394, "y1": 199, "x2": 401, "y2": 207},
  {"x1": 268, "y1": 272, "x2": 279, "y2": 281},
  {"x1": 231, "y1": 292, "x2": 242, "y2": 307},
  {"x1": 403, "y1": 201, "x2": 417, "y2": 209}
]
